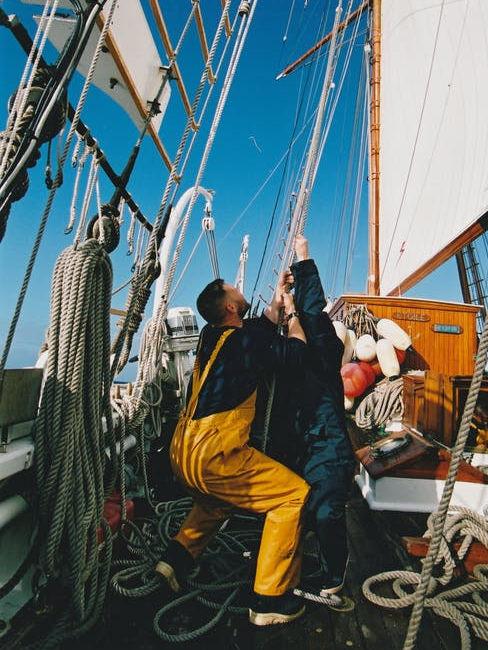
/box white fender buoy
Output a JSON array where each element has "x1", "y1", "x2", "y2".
[
  {"x1": 332, "y1": 320, "x2": 347, "y2": 344},
  {"x1": 344, "y1": 395, "x2": 355, "y2": 411},
  {"x1": 342, "y1": 329, "x2": 357, "y2": 365},
  {"x1": 376, "y1": 338, "x2": 400, "y2": 378},
  {"x1": 376, "y1": 318, "x2": 411, "y2": 351},
  {"x1": 355, "y1": 334, "x2": 376, "y2": 362}
]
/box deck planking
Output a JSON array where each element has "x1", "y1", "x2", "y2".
[{"x1": 4, "y1": 488, "x2": 483, "y2": 649}]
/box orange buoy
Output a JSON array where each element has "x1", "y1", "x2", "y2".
[{"x1": 341, "y1": 363, "x2": 369, "y2": 397}]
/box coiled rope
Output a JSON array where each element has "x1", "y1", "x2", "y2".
[
  {"x1": 363, "y1": 508, "x2": 488, "y2": 650},
  {"x1": 34, "y1": 239, "x2": 115, "y2": 644},
  {"x1": 355, "y1": 377, "x2": 404, "y2": 430},
  {"x1": 111, "y1": 498, "x2": 263, "y2": 643}
]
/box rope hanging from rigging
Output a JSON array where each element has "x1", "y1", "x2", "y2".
[{"x1": 34, "y1": 239, "x2": 115, "y2": 645}]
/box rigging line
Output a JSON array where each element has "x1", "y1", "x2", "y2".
[
  {"x1": 174, "y1": 1, "x2": 198, "y2": 58},
  {"x1": 0, "y1": 0, "x2": 59, "y2": 178},
  {"x1": 168, "y1": 230, "x2": 205, "y2": 303},
  {"x1": 345, "y1": 70, "x2": 368, "y2": 282},
  {"x1": 329, "y1": 34, "x2": 366, "y2": 287},
  {"x1": 380, "y1": 0, "x2": 447, "y2": 283},
  {"x1": 329, "y1": 66, "x2": 363, "y2": 292},
  {"x1": 344, "y1": 73, "x2": 368, "y2": 291},
  {"x1": 157, "y1": 1, "x2": 258, "y2": 328},
  {"x1": 281, "y1": 0, "x2": 343, "y2": 273},
  {"x1": 311, "y1": 0, "x2": 363, "y2": 187},
  {"x1": 249, "y1": 13, "x2": 322, "y2": 304},
  {"x1": 0, "y1": 0, "x2": 116, "y2": 376},
  {"x1": 169, "y1": 10, "x2": 240, "y2": 206},
  {"x1": 282, "y1": 0, "x2": 296, "y2": 43},
  {"x1": 220, "y1": 3, "x2": 333, "y2": 248}
]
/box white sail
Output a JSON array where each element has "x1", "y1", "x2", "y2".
[
  {"x1": 29, "y1": 0, "x2": 170, "y2": 133},
  {"x1": 379, "y1": 0, "x2": 488, "y2": 295}
]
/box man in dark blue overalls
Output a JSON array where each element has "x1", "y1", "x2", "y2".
[{"x1": 290, "y1": 235, "x2": 356, "y2": 598}]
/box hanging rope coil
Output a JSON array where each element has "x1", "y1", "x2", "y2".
[
  {"x1": 34, "y1": 238, "x2": 115, "y2": 643},
  {"x1": 342, "y1": 303, "x2": 378, "y2": 338},
  {"x1": 0, "y1": 66, "x2": 67, "y2": 241},
  {"x1": 363, "y1": 507, "x2": 488, "y2": 650},
  {"x1": 355, "y1": 377, "x2": 404, "y2": 429}
]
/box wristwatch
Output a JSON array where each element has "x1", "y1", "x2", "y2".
[{"x1": 283, "y1": 311, "x2": 300, "y2": 323}]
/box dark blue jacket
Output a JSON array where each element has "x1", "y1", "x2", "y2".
[{"x1": 291, "y1": 259, "x2": 355, "y2": 483}]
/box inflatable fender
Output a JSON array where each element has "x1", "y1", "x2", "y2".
[
  {"x1": 341, "y1": 362, "x2": 368, "y2": 397},
  {"x1": 355, "y1": 334, "x2": 376, "y2": 362},
  {"x1": 344, "y1": 395, "x2": 355, "y2": 411},
  {"x1": 332, "y1": 320, "x2": 347, "y2": 344},
  {"x1": 342, "y1": 329, "x2": 357, "y2": 365},
  {"x1": 376, "y1": 318, "x2": 412, "y2": 351},
  {"x1": 357, "y1": 361, "x2": 376, "y2": 386},
  {"x1": 376, "y1": 338, "x2": 400, "y2": 378}
]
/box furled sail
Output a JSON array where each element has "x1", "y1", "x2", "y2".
[{"x1": 379, "y1": 0, "x2": 488, "y2": 295}]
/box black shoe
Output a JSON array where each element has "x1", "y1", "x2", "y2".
[
  {"x1": 249, "y1": 592, "x2": 306, "y2": 626},
  {"x1": 294, "y1": 571, "x2": 345, "y2": 601},
  {"x1": 155, "y1": 540, "x2": 195, "y2": 593}
]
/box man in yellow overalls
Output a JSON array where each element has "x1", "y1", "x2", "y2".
[{"x1": 156, "y1": 277, "x2": 310, "y2": 625}]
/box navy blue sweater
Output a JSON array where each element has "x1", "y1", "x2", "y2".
[{"x1": 189, "y1": 314, "x2": 306, "y2": 420}]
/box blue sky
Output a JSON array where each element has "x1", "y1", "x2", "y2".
[{"x1": 0, "y1": 0, "x2": 461, "y2": 370}]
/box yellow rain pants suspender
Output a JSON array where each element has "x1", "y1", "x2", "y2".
[{"x1": 170, "y1": 329, "x2": 310, "y2": 596}]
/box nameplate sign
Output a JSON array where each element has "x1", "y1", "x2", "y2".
[{"x1": 393, "y1": 312, "x2": 430, "y2": 322}]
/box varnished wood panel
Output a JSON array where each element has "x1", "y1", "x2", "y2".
[{"x1": 330, "y1": 295, "x2": 479, "y2": 376}]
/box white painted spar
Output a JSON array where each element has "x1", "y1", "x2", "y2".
[{"x1": 152, "y1": 186, "x2": 213, "y2": 319}]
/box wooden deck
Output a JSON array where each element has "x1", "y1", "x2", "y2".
[{"x1": 5, "y1": 488, "x2": 483, "y2": 649}]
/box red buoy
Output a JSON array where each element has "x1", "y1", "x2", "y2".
[
  {"x1": 341, "y1": 363, "x2": 369, "y2": 397},
  {"x1": 358, "y1": 361, "x2": 376, "y2": 386},
  {"x1": 396, "y1": 348, "x2": 406, "y2": 365}
]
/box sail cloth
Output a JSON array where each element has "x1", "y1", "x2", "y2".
[
  {"x1": 379, "y1": 0, "x2": 488, "y2": 295},
  {"x1": 29, "y1": 0, "x2": 170, "y2": 133}
]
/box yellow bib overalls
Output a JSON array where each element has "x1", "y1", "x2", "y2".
[{"x1": 170, "y1": 329, "x2": 310, "y2": 596}]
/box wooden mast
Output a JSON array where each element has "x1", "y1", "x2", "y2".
[{"x1": 367, "y1": 0, "x2": 381, "y2": 295}]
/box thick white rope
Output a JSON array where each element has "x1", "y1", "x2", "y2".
[
  {"x1": 35, "y1": 239, "x2": 114, "y2": 638},
  {"x1": 66, "y1": 139, "x2": 90, "y2": 233},
  {"x1": 355, "y1": 377, "x2": 404, "y2": 429},
  {"x1": 363, "y1": 508, "x2": 488, "y2": 650},
  {"x1": 401, "y1": 314, "x2": 488, "y2": 649},
  {"x1": 73, "y1": 152, "x2": 98, "y2": 246}
]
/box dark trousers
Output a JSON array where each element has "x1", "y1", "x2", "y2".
[{"x1": 305, "y1": 464, "x2": 353, "y2": 581}]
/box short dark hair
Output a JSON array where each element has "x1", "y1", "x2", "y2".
[{"x1": 196, "y1": 279, "x2": 227, "y2": 324}]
